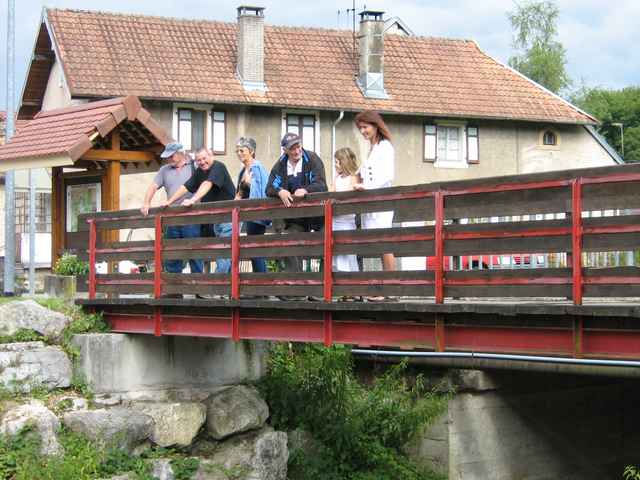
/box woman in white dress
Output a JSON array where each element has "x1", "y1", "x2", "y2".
[
  {"x1": 353, "y1": 111, "x2": 395, "y2": 300},
  {"x1": 331, "y1": 148, "x2": 360, "y2": 275}
]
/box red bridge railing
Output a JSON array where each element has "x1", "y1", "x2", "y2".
[{"x1": 77, "y1": 162, "x2": 640, "y2": 306}]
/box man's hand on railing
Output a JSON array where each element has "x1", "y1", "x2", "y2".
[
  {"x1": 159, "y1": 200, "x2": 170, "y2": 209},
  {"x1": 181, "y1": 198, "x2": 196, "y2": 207},
  {"x1": 293, "y1": 188, "x2": 308, "y2": 198},
  {"x1": 278, "y1": 189, "x2": 294, "y2": 207},
  {"x1": 140, "y1": 203, "x2": 151, "y2": 216},
  {"x1": 353, "y1": 182, "x2": 365, "y2": 191}
]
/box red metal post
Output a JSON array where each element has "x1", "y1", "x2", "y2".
[
  {"x1": 154, "y1": 215, "x2": 163, "y2": 298},
  {"x1": 154, "y1": 307, "x2": 162, "y2": 337},
  {"x1": 435, "y1": 314, "x2": 445, "y2": 352},
  {"x1": 434, "y1": 191, "x2": 445, "y2": 303},
  {"x1": 323, "y1": 311, "x2": 333, "y2": 347},
  {"x1": 231, "y1": 208, "x2": 240, "y2": 300},
  {"x1": 571, "y1": 179, "x2": 583, "y2": 305},
  {"x1": 323, "y1": 200, "x2": 334, "y2": 302},
  {"x1": 88, "y1": 219, "x2": 96, "y2": 300}
]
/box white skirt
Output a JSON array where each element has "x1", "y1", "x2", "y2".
[
  {"x1": 332, "y1": 214, "x2": 358, "y2": 272},
  {"x1": 362, "y1": 210, "x2": 394, "y2": 230}
]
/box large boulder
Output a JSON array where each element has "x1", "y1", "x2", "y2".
[
  {"x1": 63, "y1": 408, "x2": 153, "y2": 452},
  {"x1": 205, "y1": 386, "x2": 269, "y2": 440},
  {"x1": 130, "y1": 402, "x2": 206, "y2": 447},
  {"x1": 0, "y1": 300, "x2": 70, "y2": 340},
  {"x1": 195, "y1": 427, "x2": 288, "y2": 480},
  {"x1": 0, "y1": 342, "x2": 72, "y2": 392},
  {"x1": 0, "y1": 400, "x2": 61, "y2": 455}
]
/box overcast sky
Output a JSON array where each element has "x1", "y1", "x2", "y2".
[{"x1": 1, "y1": 0, "x2": 639, "y2": 110}]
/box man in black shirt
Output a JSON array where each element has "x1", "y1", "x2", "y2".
[{"x1": 164, "y1": 148, "x2": 235, "y2": 273}]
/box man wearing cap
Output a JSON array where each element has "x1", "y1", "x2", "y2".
[
  {"x1": 266, "y1": 133, "x2": 327, "y2": 275},
  {"x1": 163, "y1": 147, "x2": 236, "y2": 274},
  {"x1": 141, "y1": 142, "x2": 203, "y2": 280}
]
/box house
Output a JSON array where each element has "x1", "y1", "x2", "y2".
[{"x1": 6, "y1": 5, "x2": 622, "y2": 251}]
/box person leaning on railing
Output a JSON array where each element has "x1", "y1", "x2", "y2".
[
  {"x1": 353, "y1": 110, "x2": 396, "y2": 302},
  {"x1": 266, "y1": 132, "x2": 327, "y2": 300},
  {"x1": 140, "y1": 142, "x2": 203, "y2": 298},
  {"x1": 163, "y1": 147, "x2": 236, "y2": 274},
  {"x1": 234, "y1": 136, "x2": 271, "y2": 274}
]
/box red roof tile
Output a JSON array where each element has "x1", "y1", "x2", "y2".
[
  {"x1": 45, "y1": 9, "x2": 594, "y2": 124},
  {"x1": 0, "y1": 96, "x2": 170, "y2": 164}
]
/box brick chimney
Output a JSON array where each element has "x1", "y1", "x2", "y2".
[
  {"x1": 237, "y1": 6, "x2": 266, "y2": 92},
  {"x1": 357, "y1": 10, "x2": 388, "y2": 99}
]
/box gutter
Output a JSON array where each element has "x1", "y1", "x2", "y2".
[{"x1": 352, "y1": 349, "x2": 640, "y2": 378}]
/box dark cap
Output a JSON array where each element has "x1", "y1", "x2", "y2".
[{"x1": 281, "y1": 132, "x2": 302, "y2": 150}]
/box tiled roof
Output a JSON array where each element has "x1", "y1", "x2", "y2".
[
  {"x1": 0, "y1": 96, "x2": 170, "y2": 166},
  {"x1": 45, "y1": 8, "x2": 595, "y2": 125}
]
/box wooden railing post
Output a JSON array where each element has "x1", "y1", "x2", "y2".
[
  {"x1": 571, "y1": 178, "x2": 583, "y2": 305},
  {"x1": 323, "y1": 200, "x2": 334, "y2": 302},
  {"x1": 88, "y1": 219, "x2": 96, "y2": 300},
  {"x1": 434, "y1": 191, "x2": 445, "y2": 303},
  {"x1": 154, "y1": 215, "x2": 163, "y2": 299}
]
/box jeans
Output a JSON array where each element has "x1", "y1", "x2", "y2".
[
  {"x1": 164, "y1": 225, "x2": 204, "y2": 273},
  {"x1": 213, "y1": 222, "x2": 232, "y2": 273},
  {"x1": 246, "y1": 222, "x2": 267, "y2": 273}
]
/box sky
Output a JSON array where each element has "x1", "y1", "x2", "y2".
[{"x1": 1, "y1": 0, "x2": 639, "y2": 110}]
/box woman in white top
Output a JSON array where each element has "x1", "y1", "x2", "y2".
[
  {"x1": 353, "y1": 110, "x2": 396, "y2": 285},
  {"x1": 331, "y1": 147, "x2": 360, "y2": 275}
]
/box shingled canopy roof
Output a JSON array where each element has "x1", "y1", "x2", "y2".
[
  {"x1": 32, "y1": 8, "x2": 595, "y2": 125},
  {"x1": 0, "y1": 95, "x2": 170, "y2": 171}
]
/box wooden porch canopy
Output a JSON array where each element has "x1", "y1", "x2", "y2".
[{"x1": 0, "y1": 95, "x2": 171, "y2": 263}]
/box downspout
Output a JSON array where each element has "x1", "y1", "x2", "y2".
[{"x1": 331, "y1": 111, "x2": 345, "y2": 183}]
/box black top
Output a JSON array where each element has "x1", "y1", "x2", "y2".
[{"x1": 184, "y1": 161, "x2": 235, "y2": 203}]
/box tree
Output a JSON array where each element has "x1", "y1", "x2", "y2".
[
  {"x1": 572, "y1": 86, "x2": 640, "y2": 162},
  {"x1": 508, "y1": 0, "x2": 571, "y2": 94}
]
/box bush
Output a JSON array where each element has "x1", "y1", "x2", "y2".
[
  {"x1": 259, "y1": 344, "x2": 449, "y2": 480},
  {"x1": 53, "y1": 253, "x2": 89, "y2": 276}
]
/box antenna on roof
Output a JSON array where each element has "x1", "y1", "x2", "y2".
[{"x1": 348, "y1": 0, "x2": 356, "y2": 71}]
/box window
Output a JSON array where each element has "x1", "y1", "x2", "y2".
[
  {"x1": 424, "y1": 124, "x2": 479, "y2": 166},
  {"x1": 543, "y1": 130, "x2": 557, "y2": 146},
  {"x1": 211, "y1": 111, "x2": 226, "y2": 154},
  {"x1": 174, "y1": 105, "x2": 227, "y2": 154},
  {"x1": 66, "y1": 183, "x2": 101, "y2": 233},
  {"x1": 286, "y1": 114, "x2": 316, "y2": 151},
  {"x1": 15, "y1": 192, "x2": 52, "y2": 234},
  {"x1": 177, "y1": 108, "x2": 206, "y2": 151}
]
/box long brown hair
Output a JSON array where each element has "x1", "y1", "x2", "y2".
[{"x1": 354, "y1": 110, "x2": 392, "y2": 144}]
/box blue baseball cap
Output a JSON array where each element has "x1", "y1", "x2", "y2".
[{"x1": 160, "y1": 142, "x2": 185, "y2": 158}]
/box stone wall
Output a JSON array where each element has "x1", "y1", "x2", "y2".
[{"x1": 410, "y1": 369, "x2": 640, "y2": 479}]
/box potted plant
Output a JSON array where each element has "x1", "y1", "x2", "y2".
[{"x1": 44, "y1": 253, "x2": 89, "y2": 299}]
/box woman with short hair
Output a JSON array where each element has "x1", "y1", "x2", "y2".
[{"x1": 235, "y1": 137, "x2": 270, "y2": 273}]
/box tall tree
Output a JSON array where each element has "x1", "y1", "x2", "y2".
[
  {"x1": 508, "y1": 0, "x2": 571, "y2": 94},
  {"x1": 572, "y1": 86, "x2": 640, "y2": 163}
]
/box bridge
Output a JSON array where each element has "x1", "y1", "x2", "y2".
[{"x1": 76, "y1": 162, "x2": 640, "y2": 371}]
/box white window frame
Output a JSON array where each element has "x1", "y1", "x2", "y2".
[
  {"x1": 172, "y1": 103, "x2": 227, "y2": 155},
  {"x1": 433, "y1": 121, "x2": 468, "y2": 169},
  {"x1": 281, "y1": 109, "x2": 321, "y2": 156}
]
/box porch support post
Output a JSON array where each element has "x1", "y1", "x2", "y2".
[{"x1": 51, "y1": 166, "x2": 65, "y2": 266}]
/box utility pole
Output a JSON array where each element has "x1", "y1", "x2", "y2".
[{"x1": 3, "y1": 0, "x2": 16, "y2": 296}]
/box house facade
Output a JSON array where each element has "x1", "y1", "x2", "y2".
[{"x1": 10, "y1": 5, "x2": 621, "y2": 246}]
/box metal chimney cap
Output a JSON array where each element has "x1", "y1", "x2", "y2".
[
  {"x1": 359, "y1": 10, "x2": 385, "y2": 21},
  {"x1": 237, "y1": 5, "x2": 265, "y2": 17}
]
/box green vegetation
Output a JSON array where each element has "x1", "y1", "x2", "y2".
[
  {"x1": 259, "y1": 344, "x2": 449, "y2": 480},
  {"x1": 507, "y1": 0, "x2": 570, "y2": 94},
  {"x1": 625, "y1": 466, "x2": 640, "y2": 480},
  {"x1": 0, "y1": 427, "x2": 204, "y2": 480},
  {"x1": 572, "y1": 86, "x2": 640, "y2": 162},
  {"x1": 0, "y1": 328, "x2": 42, "y2": 344},
  {"x1": 52, "y1": 253, "x2": 89, "y2": 276}
]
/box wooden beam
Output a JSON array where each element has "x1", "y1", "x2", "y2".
[
  {"x1": 81, "y1": 149, "x2": 157, "y2": 162},
  {"x1": 51, "y1": 167, "x2": 65, "y2": 267}
]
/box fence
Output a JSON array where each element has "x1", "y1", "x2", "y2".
[{"x1": 76, "y1": 162, "x2": 640, "y2": 305}]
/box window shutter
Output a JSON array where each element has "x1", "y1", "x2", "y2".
[
  {"x1": 466, "y1": 126, "x2": 479, "y2": 164},
  {"x1": 424, "y1": 124, "x2": 437, "y2": 162}
]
